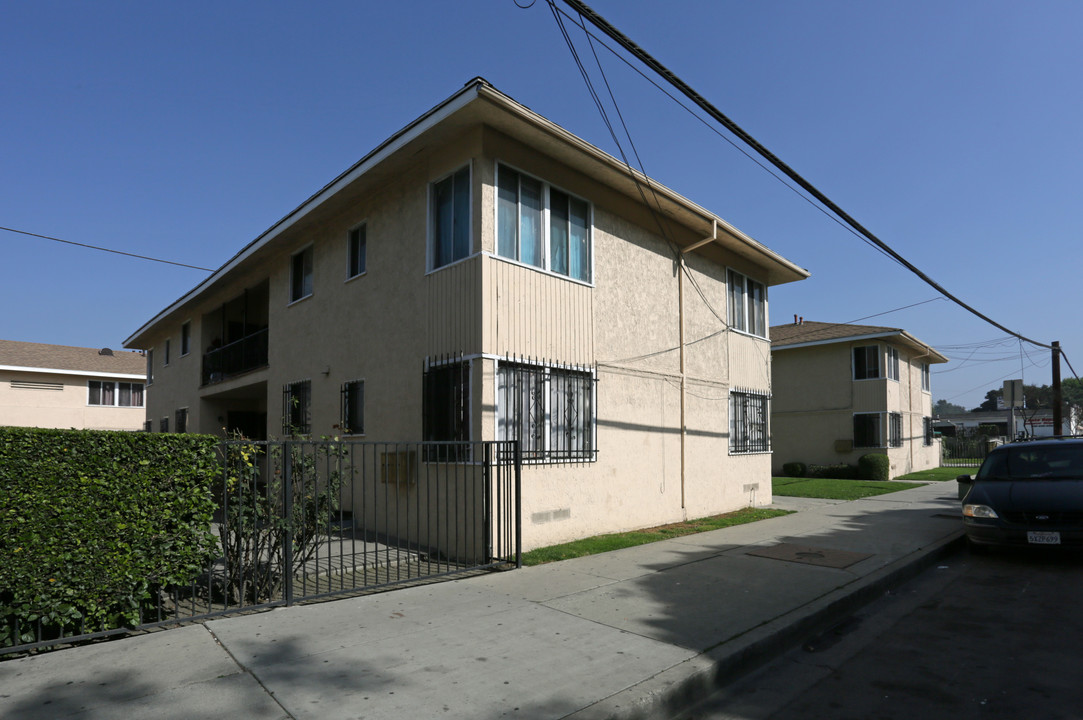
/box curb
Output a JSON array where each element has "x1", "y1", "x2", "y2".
[{"x1": 567, "y1": 530, "x2": 966, "y2": 720}]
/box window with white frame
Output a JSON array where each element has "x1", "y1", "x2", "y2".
[
  {"x1": 341, "y1": 380, "x2": 364, "y2": 435},
  {"x1": 730, "y1": 389, "x2": 770, "y2": 454},
  {"x1": 889, "y1": 412, "x2": 903, "y2": 447},
  {"x1": 347, "y1": 224, "x2": 366, "y2": 279},
  {"x1": 497, "y1": 360, "x2": 594, "y2": 462},
  {"x1": 922, "y1": 362, "x2": 931, "y2": 392},
  {"x1": 88, "y1": 380, "x2": 144, "y2": 408},
  {"x1": 886, "y1": 347, "x2": 900, "y2": 381},
  {"x1": 497, "y1": 164, "x2": 592, "y2": 283},
  {"x1": 431, "y1": 167, "x2": 471, "y2": 269},
  {"x1": 282, "y1": 380, "x2": 311, "y2": 435},
  {"x1": 727, "y1": 269, "x2": 766, "y2": 337},
  {"x1": 290, "y1": 246, "x2": 314, "y2": 303},
  {"x1": 854, "y1": 412, "x2": 882, "y2": 448},
  {"x1": 853, "y1": 345, "x2": 881, "y2": 380}
]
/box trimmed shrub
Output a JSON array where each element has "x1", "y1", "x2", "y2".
[
  {"x1": 807, "y1": 463, "x2": 859, "y2": 479},
  {"x1": 782, "y1": 462, "x2": 807, "y2": 478},
  {"x1": 0, "y1": 428, "x2": 219, "y2": 646},
  {"x1": 858, "y1": 453, "x2": 891, "y2": 481}
]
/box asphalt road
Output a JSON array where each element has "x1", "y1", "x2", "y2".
[{"x1": 676, "y1": 543, "x2": 1083, "y2": 720}]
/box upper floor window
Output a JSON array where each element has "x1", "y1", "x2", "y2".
[
  {"x1": 886, "y1": 347, "x2": 900, "y2": 381},
  {"x1": 146, "y1": 349, "x2": 154, "y2": 385},
  {"x1": 497, "y1": 165, "x2": 592, "y2": 283},
  {"x1": 853, "y1": 345, "x2": 880, "y2": 380},
  {"x1": 347, "y1": 224, "x2": 367, "y2": 279},
  {"x1": 431, "y1": 167, "x2": 471, "y2": 270},
  {"x1": 89, "y1": 381, "x2": 145, "y2": 408},
  {"x1": 164, "y1": 339, "x2": 171, "y2": 366},
  {"x1": 922, "y1": 363, "x2": 931, "y2": 392},
  {"x1": 290, "y1": 246, "x2": 314, "y2": 303},
  {"x1": 181, "y1": 322, "x2": 191, "y2": 356},
  {"x1": 727, "y1": 269, "x2": 766, "y2": 337}
]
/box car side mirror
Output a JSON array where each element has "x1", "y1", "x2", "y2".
[{"x1": 956, "y1": 474, "x2": 974, "y2": 501}]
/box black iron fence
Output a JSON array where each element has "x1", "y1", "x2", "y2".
[
  {"x1": 941, "y1": 436, "x2": 991, "y2": 468},
  {"x1": 3, "y1": 439, "x2": 520, "y2": 656}
]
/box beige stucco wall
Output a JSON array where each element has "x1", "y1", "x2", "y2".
[
  {"x1": 771, "y1": 338, "x2": 938, "y2": 478},
  {"x1": 136, "y1": 121, "x2": 786, "y2": 550},
  {"x1": 1, "y1": 369, "x2": 146, "y2": 431}
]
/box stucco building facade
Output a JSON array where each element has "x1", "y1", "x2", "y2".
[
  {"x1": 771, "y1": 321, "x2": 947, "y2": 478},
  {"x1": 125, "y1": 79, "x2": 808, "y2": 549},
  {"x1": 0, "y1": 339, "x2": 147, "y2": 431}
]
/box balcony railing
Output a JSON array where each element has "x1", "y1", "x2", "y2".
[{"x1": 202, "y1": 328, "x2": 269, "y2": 385}]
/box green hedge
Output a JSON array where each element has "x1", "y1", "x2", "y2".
[
  {"x1": 781, "y1": 462, "x2": 807, "y2": 478},
  {"x1": 0, "y1": 428, "x2": 220, "y2": 645},
  {"x1": 806, "y1": 463, "x2": 859, "y2": 479},
  {"x1": 858, "y1": 453, "x2": 891, "y2": 481}
]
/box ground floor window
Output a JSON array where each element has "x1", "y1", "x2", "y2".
[
  {"x1": 283, "y1": 380, "x2": 312, "y2": 435},
  {"x1": 341, "y1": 380, "x2": 365, "y2": 435},
  {"x1": 423, "y1": 359, "x2": 471, "y2": 460},
  {"x1": 889, "y1": 412, "x2": 903, "y2": 447},
  {"x1": 730, "y1": 389, "x2": 770, "y2": 454},
  {"x1": 497, "y1": 360, "x2": 595, "y2": 463},
  {"x1": 854, "y1": 412, "x2": 882, "y2": 448},
  {"x1": 923, "y1": 416, "x2": 934, "y2": 446},
  {"x1": 175, "y1": 408, "x2": 188, "y2": 434}
]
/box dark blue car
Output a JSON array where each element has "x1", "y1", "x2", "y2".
[{"x1": 958, "y1": 438, "x2": 1083, "y2": 549}]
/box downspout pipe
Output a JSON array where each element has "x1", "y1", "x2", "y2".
[{"x1": 678, "y1": 220, "x2": 718, "y2": 510}]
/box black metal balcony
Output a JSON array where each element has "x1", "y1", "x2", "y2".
[{"x1": 202, "y1": 328, "x2": 268, "y2": 385}]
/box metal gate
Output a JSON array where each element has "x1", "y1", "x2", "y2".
[
  {"x1": 3, "y1": 439, "x2": 521, "y2": 656},
  {"x1": 940, "y1": 437, "x2": 990, "y2": 468}
]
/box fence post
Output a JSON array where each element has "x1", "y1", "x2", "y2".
[
  {"x1": 282, "y1": 441, "x2": 294, "y2": 606},
  {"x1": 514, "y1": 440, "x2": 522, "y2": 569}
]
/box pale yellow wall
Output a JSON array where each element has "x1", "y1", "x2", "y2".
[
  {"x1": 133, "y1": 119, "x2": 786, "y2": 549},
  {"x1": 771, "y1": 338, "x2": 940, "y2": 477},
  {"x1": 0, "y1": 369, "x2": 146, "y2": 431}
]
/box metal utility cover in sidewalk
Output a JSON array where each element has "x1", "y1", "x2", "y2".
[{"x1": 747, "y1": 543, "x2": 872, "y2": 569}]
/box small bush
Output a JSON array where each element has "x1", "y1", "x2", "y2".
[
  {"x1": 0, "y1": 428, "x2": 219, "y2": 647},
  {"x1": 807, "y1": 463, "x2": 859, "y2": 479},
  {"x1": 782, "y1": 462, "x2": 807, "y2": 478},
  {"x1": 858, "y1": 453, "x2": 891, "y2": 481}
]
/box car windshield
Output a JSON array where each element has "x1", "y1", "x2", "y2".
[{"x1": 977, "y1": 445, "x2": 1083, "y2": 480}]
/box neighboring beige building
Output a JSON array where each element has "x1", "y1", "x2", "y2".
[
  {"x1": 124, "y1": 78, "x2": 808, "y2": 549},
  {"x1": 0, "y1": 339, "x2": 147, "y2": 431},
  {"x1": 771, "y1": 321, "x2": 948, "y2": 478}
]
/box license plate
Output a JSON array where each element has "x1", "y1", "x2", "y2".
[{"x1": 1028, "y1": 531, "x2": 1061, "y2": 545}]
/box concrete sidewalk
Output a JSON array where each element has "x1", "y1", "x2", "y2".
[{"x1": 0, "y1": 481, "x2": 962, "y2": 720}]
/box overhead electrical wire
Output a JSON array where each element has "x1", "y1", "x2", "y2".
[
  {"x1": 547, "y1": 0, "x2": 1054, "y2": 353},
  {"x1": 1, "y1": 225, "x2": 213, "y2": 272}
]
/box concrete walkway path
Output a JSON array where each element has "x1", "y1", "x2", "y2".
[{"x1": 0, "y1": 481, "x2": 962, "y2": 720}]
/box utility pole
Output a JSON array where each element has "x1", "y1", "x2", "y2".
[{"x1": 1053, "y1": 341, "x2": 1063, "y2": 436}]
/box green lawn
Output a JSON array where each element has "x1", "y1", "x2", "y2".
[
  {"x1": 521, "y1": 507, "x2": 793, "y2": 566},
  {"x1": 896, "y1": 466, "x2": 979, "y2": 482},
  {"x1": 772, "y1": 476, "x2": 925, "y2": 500}
]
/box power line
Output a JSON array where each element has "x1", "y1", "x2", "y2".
[
  {"x1": 553, "y1": 0, "x2": 1054, "y2": 352},
  {"x1": 1, "y1": 225, "x2": 214, "y2": 272}
]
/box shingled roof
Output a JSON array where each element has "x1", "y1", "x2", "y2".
[
  {"x1": 0, "y1": 339, "x2": 146, "y2": 377},
  {"x1": 770, "y1": 321, "x2": 948, "y2": 363}
]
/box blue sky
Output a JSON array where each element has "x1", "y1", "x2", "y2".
[{"x1": 3, "y1": 1, "x2": 1080, "y2": 410}]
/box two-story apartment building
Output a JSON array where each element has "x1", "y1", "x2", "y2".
[
  {"x1": 0, "y1": 339, "x2": 147, "y2": 431},
  {"x1": 770, "y1": 320, "x2": 948, "y2": 478},
  {"x1": 124, "y1": 78, "x2": 808, "y2": 549}
]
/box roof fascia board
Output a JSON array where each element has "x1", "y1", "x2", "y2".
[
  {"x1": 124, "y1": 81, "x2": 487, "y2": 347},
  {"x1": 774, "y1": 331, "x2": 947, "y2": 363},
  {"x1": 0, "y1": 365, "x2": 146, "y2": 380}
]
